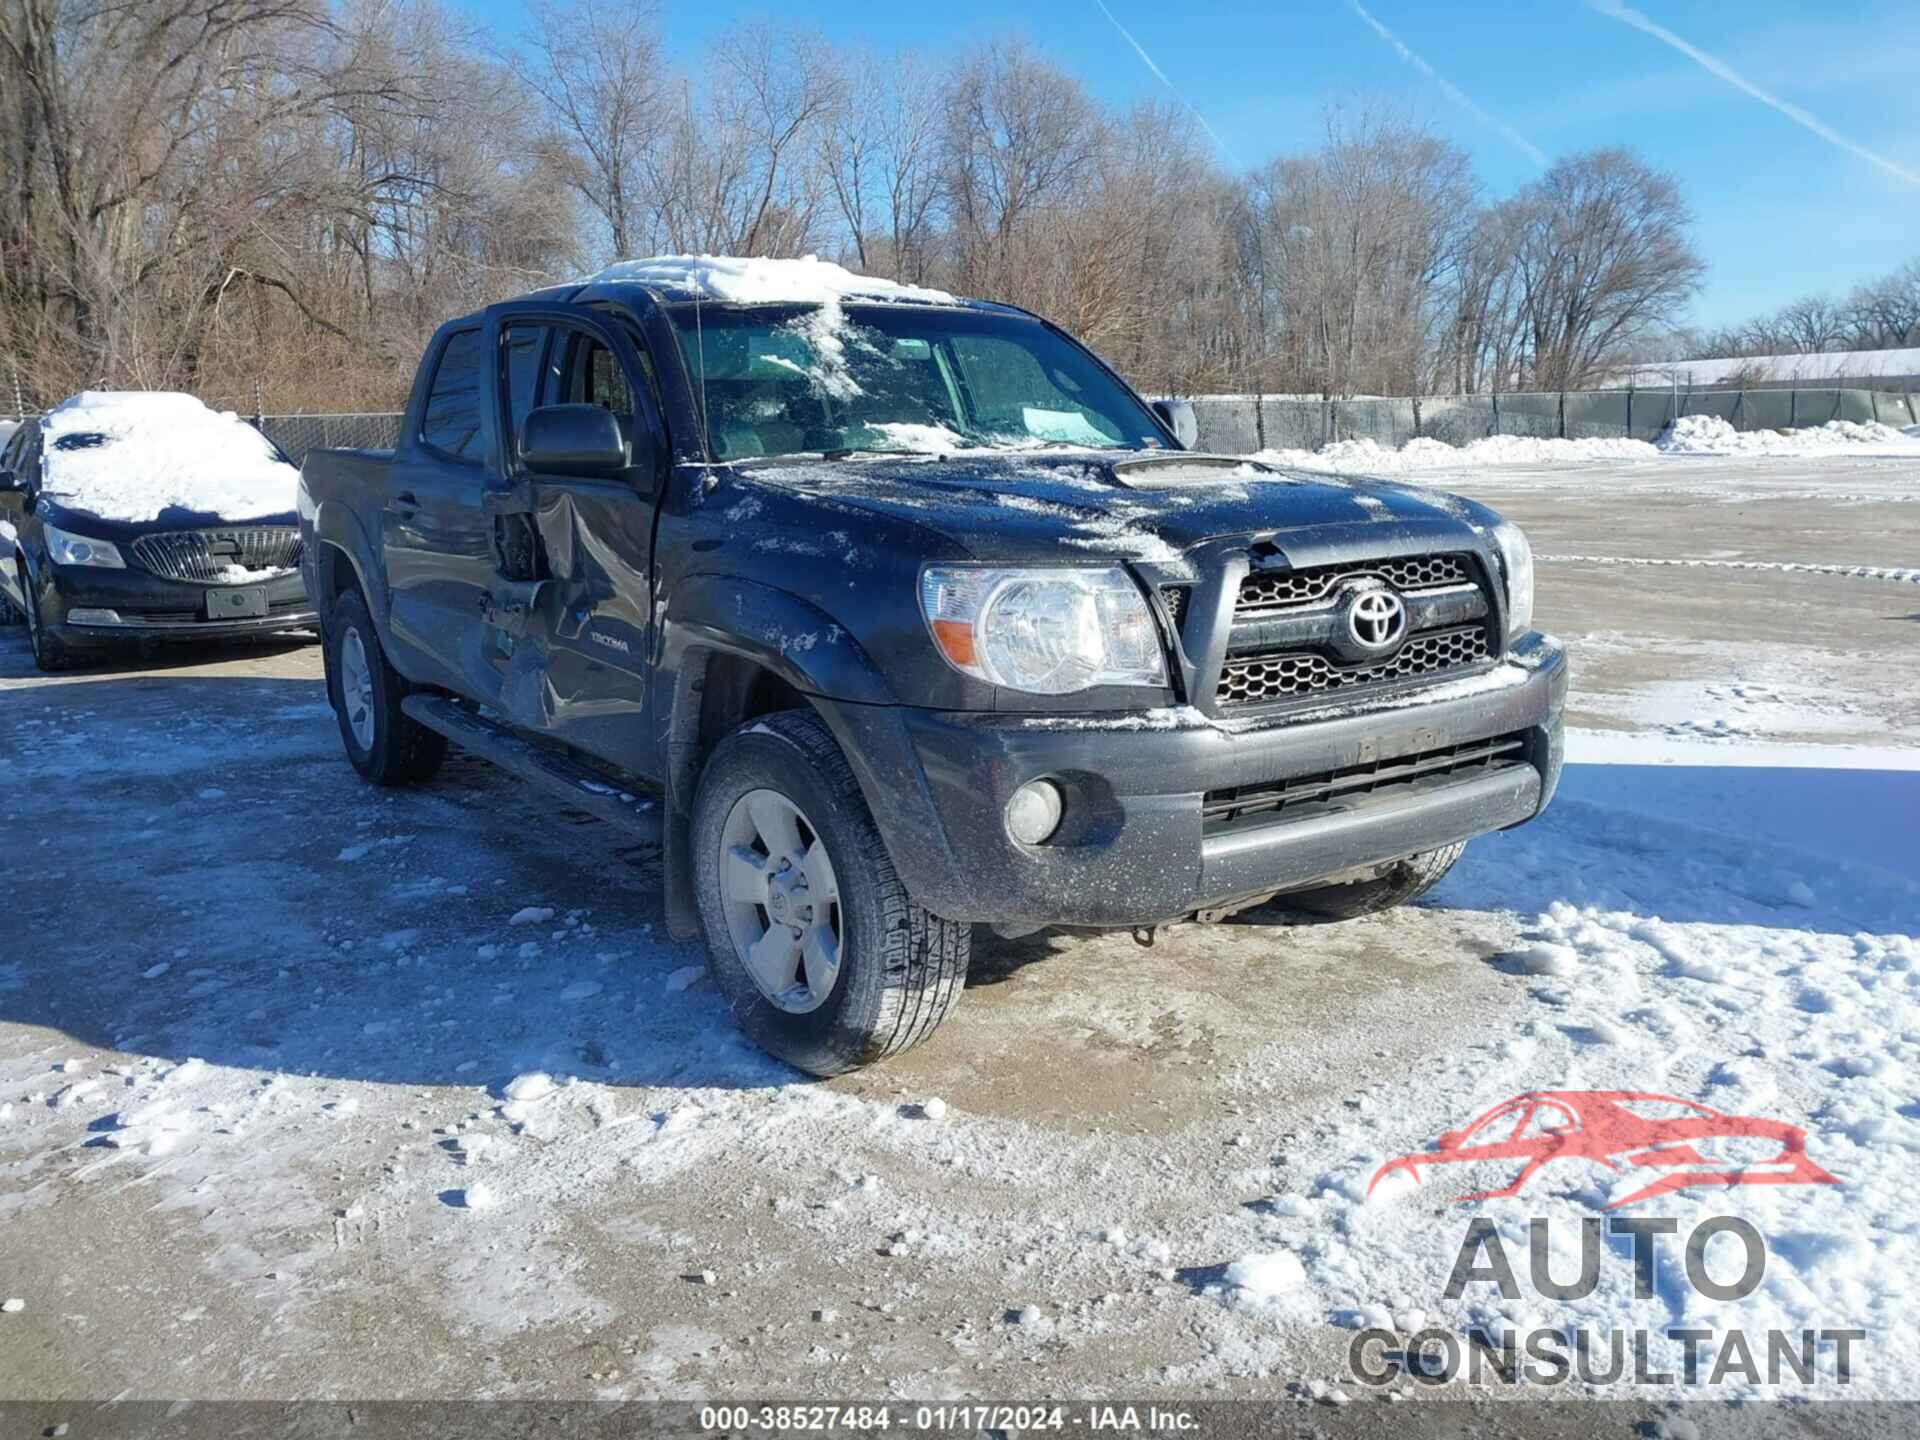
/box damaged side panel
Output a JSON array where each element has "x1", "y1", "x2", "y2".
[{"x1": 479, "y1": 476, "x2": 656, "y2": 775}]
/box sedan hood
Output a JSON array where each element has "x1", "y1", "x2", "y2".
[{"x1": 728, "y1": 450, "x2": 1494, "y2": 569}]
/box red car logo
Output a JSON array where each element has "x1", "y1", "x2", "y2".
[{"x1": 1368, "y1": 1090, "x2": 1840, "y2": 1209}]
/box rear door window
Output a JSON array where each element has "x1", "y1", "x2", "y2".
[{"x1": 420, "y1": 328, "x2": 485, "y2": 461}]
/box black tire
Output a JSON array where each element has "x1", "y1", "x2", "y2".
[
  {"x1": 1279, "y1": 842, "x2": 1467, "y2": 920},
  {"x1": 324, "y1": 588, "x2": 447, "y2": 785},
  {"x1": 691, "y1": 709, "x2": 970, "y2": 1076},
  {"x1": 21, "y1": 563, "x2": 73, "y2": 672}
]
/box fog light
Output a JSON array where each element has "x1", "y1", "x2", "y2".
[
  {"x1": 67, "y1": 608, "x2": 122, "y2": 625},
  {"x1": 1006, "y1": 779, "x2": 1064, "y2": 846}
]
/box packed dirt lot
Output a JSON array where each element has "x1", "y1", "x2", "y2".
[{"x1": 2, "y1": 454, "x2": 1916, "y2": 1424}]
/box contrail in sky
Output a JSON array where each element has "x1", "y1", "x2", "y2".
[
  {"x1": 1346, "y1": 0, "x2": 1548, "y2": 167},
  {"x1": 1090, "y1": 0, "x2": 1238, "y2": 165},
  {"x1": 1588, "y1": 0, "x2": 1920, "y2": 187}
]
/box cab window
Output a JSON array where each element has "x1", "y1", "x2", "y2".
[{"x1": 420, "y1": 327, "x2": 485, "y2": 462}]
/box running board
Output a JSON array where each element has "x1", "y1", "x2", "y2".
[{"x1": 401, "y1": 694, "x2": 664, "y2": 844}]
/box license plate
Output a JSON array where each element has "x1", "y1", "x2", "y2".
[{"x1": 206, "y1": 586, "x2": 268, "y2": 619}]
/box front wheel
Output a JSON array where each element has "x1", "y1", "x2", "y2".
[
  {"x1": 1277, "y1": 842, "x2": 1467, "y2": 920},
  {"x1": 21, "y1": 564, "x2": 73, "y2": 672},
  {"x1": 324, "y1": 589, "x2": 446, "y2": 785},
  {"x1": 692, "y1": 710, "x2": 970, "y2": 1076}
]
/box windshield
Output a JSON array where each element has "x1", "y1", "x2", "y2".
[{"x1": 665, "y1": 303, "x2": 1168, "y2": 461}]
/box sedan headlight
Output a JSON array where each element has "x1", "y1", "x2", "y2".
[
  {"x1": 44, "y1": 523, "x2": 125, "y2": 569},
  {"x1": 1492, "y1": 521, "x2": 1533, "y2": 639},
  {"x1": 920, "y1": 565, "x2": 1168, "y2": 694}
]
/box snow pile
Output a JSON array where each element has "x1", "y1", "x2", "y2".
[
  {"x1": 1254, "y1": 433, "x2": 1661, "y2": 474},
  {"x1": 1251, "y1": 417, "x2": 1920, "y2": 475},
  {"x1": 39, "y1": 391, "x2": 297, "y2": 523},
  {"x1": 1654, "y1": 414, "x2": 1920, "y2": 456},
  {"x1": 589, "y1": 254, "x2": 955, "y2": 307}
]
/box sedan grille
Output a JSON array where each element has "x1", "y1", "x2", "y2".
[
  {"x1": 1217, "y1": 625, "x2": 1490, "y2": 705},
  {"x1": 129, "y1": 527, "x2": 303, "y2": 583}
]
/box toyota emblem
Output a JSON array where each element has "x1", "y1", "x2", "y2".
[{"x1": 1346, "y1": 587, "x2": 1406, "y2": 651}]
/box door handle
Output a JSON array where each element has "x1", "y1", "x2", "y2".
[{"x1": 387, "y1": 490, "x2": 420, "y2": 517}]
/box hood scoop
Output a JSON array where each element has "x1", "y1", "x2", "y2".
[{"x1": 1108, "y1": 454, "x2": 1276, "y2": 489}]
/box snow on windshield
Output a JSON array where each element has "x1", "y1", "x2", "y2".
[
  {"x1": 40, "y1": 391, "x2": 297, "y2": 523},
  {"x1": 590, "y1": 253, "x2": 957, "y2": 307}
]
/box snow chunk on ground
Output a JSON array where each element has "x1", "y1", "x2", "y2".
[
  {"x1": 587, "y1": 254, "x2": 955, "y2": 307},
  {"x1": 503, "y1": 1073, "x2": 555, "y2": 1103},
  {"x1": 39, "y1": 391, "x2": 298, "y2": 523},
  {"x1": 1224, "y1": 1250, "x2": 1307, "y2": 1300},
  {"x1": 508, "y1": 906, "x2": 555, "y2": 926}
]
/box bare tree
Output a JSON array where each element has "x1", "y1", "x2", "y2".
[
  {"x1": 818, "y1": 51, "x2": 941, "y2": 280},
  {"x1": 940, "y1": 40, "x2": 1102, "y2": 302},
  {"x1": 1503, "y1": 149, "x2": 1704, "y2": 390},
  {"x1": 508, "y1": 0, "x2": 663, "y2": 259}
]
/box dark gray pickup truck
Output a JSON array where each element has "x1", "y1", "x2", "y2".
[{"x1": 297, "y1": 258, "x2": 1566, "y2": 1075}]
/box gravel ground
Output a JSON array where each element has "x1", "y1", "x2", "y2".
[{"x1": 1, "y1": 454, "x2": 1916, "y2": 1429}]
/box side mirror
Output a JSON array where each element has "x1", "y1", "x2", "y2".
[
  {"x1": 1151, "y1": 398, "x2": 1199, "y2": 451},
  {"x1": 520, "y1": 404, "x2": 629, "y2": 478}
]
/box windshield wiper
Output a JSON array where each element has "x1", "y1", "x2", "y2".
[{"x1": 819, "y1": 445, "x2": 918, "y2": 460}]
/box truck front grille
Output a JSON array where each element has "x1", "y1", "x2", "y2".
[
  {"x1": 130, "y1": 527, "x2": 303, "y2": 583},
  {"x1": 1236, "y1": 553, "x2": 1473, "y2": 616},
  {"x1": 1203, "y1": 732, "x2": 1527, "y2": 828},
  {"x1": 1210, "y1": 550, "x2": 1495, "y2": 708},
  {"x1": 1218, "y1": 625, "x2": 1490, "y2": 704}
]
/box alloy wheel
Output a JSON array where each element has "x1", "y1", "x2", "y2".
[
  {"x1": 717, "y1": 788, "x2": 843, "y2": 1014},
  {"x1": 338, "y1": 625, "x2": 375, "y2": 751}
]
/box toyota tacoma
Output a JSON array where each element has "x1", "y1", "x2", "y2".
[{"x1": 296, "y1": 256, "x2": 1566, "y2": 1075}]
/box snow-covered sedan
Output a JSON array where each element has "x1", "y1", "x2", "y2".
[{"x1": 0, "y1": 392, "x2": 316, "y2": 670}]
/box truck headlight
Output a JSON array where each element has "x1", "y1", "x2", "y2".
[
  {"x1": 44, "y1": 523, "x2": 126, "y2": 569},
  {"x1": 920, "y1": 565, "x2": 1168, "y2": 694},
  {"x1": 1492, "y1": 521, "x2": 1533, "y2": 639}
]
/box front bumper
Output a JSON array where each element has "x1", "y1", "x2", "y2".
[
  {"x1": 831, "y1": 634, "x2": 1567, "y2": 928},
  {"x1": 41, "y1": 564, "x2": 317, "y2": 644}
]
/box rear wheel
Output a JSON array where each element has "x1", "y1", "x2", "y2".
[
  {"x1": 692, "y1": 709, "x2": 970, "y2": 1076},
  {"x1": 1278, "y1": 842, "x2": 1467, "y2": 920},
  {"x1": 324, "y1": 588, "x2": 446, "y2": 785}
]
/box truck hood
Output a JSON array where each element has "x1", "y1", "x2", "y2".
[{"x1": 725, "y1": 450, "x2": 1493, "y2": 569}]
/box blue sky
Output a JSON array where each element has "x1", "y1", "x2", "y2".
[{"x1": 459, "y1": 0, "x2": 1920, "y2": 332}]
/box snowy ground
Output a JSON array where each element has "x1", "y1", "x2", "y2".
[{"x1": 1, "y1": 454, "x2": 1916, "y2": 1427}]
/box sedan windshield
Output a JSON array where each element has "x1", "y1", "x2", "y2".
[{"x1": 665, "y1": 303, "x2": 1168, "y2": 461}]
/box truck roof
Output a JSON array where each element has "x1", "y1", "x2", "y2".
[{"x1": 512, "y1": 254, "x2": 1021, "y2": 318}]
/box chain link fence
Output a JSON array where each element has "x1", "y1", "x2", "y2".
[
  {"x1": 256, "y1": 413, "x2": 402, "y2": 465},
  {"x1": 14, "y1": 386, "x2": 1919, "y2": 467},
  {"x1": 1183, "y1": 386, "x2": 1920, "y2": 455}
]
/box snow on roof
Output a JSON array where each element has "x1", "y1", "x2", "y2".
[
  {"x1": 1618, "y1": 346, "x2": 1920, "y2": 387},
  {"x1": 585, "y1": 254, "x2": 958, "y2": 307},
  {"x1": 40, "y1": 390, "x2": 297, "y2": 524}
]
